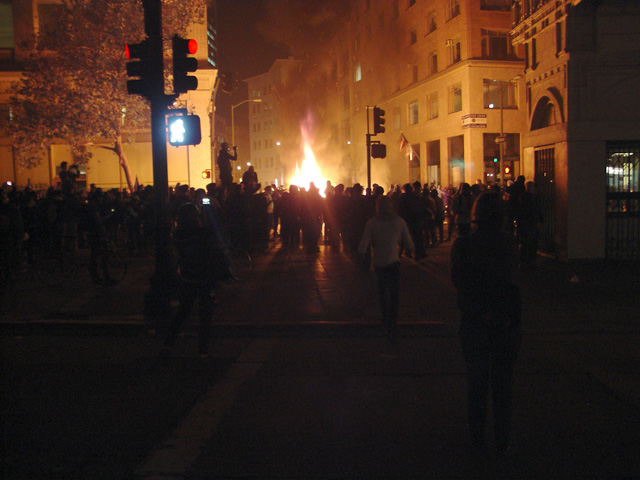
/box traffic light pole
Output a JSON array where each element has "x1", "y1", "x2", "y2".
[
  {"x1": 366, "y1": 107, "x2": 372, "y2": 192},
  {"x1": 366, "y1": 133, "x2": 372, "y2": 192},
  {"x1": 141, "y1": 0, "x2": 175, "y2": 324}
]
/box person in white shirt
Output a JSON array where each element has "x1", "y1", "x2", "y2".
[{"x1": 358, "y1": 195, "x2": 414, "y2": 341}]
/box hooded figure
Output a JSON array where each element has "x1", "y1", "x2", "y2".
[{"x1": 450, "y1": 191, "x2": 522, "y2": 454}]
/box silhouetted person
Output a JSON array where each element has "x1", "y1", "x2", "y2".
[
  {"x1": 505, "y1": 175, "x2": 526, "y2": 234},
  {"x1": 216, "y1": 142, "x2": 237, "y2": 192},
  {"x1": 86, "y1": 189, "x2": 117, "y2": 285},
  {"x1": 161, "y1": 202, "x2": 221, "y2": 360},
  {"x1": 300, "y1": 183, "x2": 323, "y2": 253},
  {"x1": 450, "y1": 182, "x2": 474, "y2": 237},
  {"x1": 450, "y1": 191, "x2": 521, "y2": 454},
  {"x1": 242, "y1": 165, "x2": 259, "y2": 194},
  {"x1": 358, "y1": 195, "x2": 414, "y2": 342},
  {"x1": 516, "y1": 181, "x2": 542, "y2": 265}
]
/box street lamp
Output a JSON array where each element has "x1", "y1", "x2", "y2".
[
  {"x1": 498, "y1": 74, "x2": 522, "y2": 187},
  {"x1": 231, "y1": 98, "x2": 262, "y2": 149}
]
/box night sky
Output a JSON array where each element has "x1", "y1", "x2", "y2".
[
  {"x1": 215, "y1": 0, "x2": 350, "y2": 116},
  {"x1": 216, "y1": 0, "x2": 289, "y2": 114}
]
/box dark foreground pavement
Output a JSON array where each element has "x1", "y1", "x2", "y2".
[{"x1": 1, "y1": 239, "x2": 639, "y2": 479}]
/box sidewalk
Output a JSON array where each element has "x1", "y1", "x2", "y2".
[{"x1": 2, "y1": 239, "x2": 640, "y2": 479}]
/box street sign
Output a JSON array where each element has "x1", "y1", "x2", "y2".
[
  {"x1": 462, "y1": 114, "x2": 487, "y2": 129},
  {"x1": 495, "y1": 135, "x2": 506, "y2": 144}
]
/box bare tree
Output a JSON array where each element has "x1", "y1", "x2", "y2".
[{"x1": 9, "y1": 0, "x2": 206, "y2": 192}]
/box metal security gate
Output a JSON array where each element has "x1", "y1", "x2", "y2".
[
  {"x1": 606, "y1": 142, "x2": 640, "y2": 260},
  {"x1": 534, "y1": 147, "x2": 556, "y2": 254}
]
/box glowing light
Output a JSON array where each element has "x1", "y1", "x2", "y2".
[
  {"x1": 289, "y1": 142, "x2": 327, "y2": 195},
  {"x1": 169, "y1": 118, "x2": 186, "y2": 144},
  {"x1": 287, "y1": 118, "x2": 328, "y2": 195}
]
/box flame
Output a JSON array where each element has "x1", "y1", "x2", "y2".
[{"x1": 288, "y1": 136, "x2": 327, "y2": 195}]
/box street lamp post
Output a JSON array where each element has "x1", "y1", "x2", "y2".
[
  {"x1": 231, "y1": 98, "x2": 261, "y2": 183},
  {"x1": 499, "y1": 74, "x2": 522, "y2": 187},
  {"x1": 231, "y1": 98, "x2": 262, "y2": 151}
]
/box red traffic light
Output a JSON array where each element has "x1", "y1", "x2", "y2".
[
  {"x1": 172, "y1": 35, "x2": 199, "y2": 95},
  {"x1": 187, "y1": 39, "x2": 197, "y2": 55}
]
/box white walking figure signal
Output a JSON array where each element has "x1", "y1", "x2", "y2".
[{"x1": 169, "y1": 118, "x2": 186, "y2": 144}]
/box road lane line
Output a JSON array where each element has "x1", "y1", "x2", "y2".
[{"x1": 134, "y1": 338, "x2": 278, "y2": 480}]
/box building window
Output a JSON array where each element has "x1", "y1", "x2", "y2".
[
  {"x1": 0, "y1": 3, "x2": 14, "y2": 48},
  {"x1": 428, "y1": 50, "x2": 438, "y2": 75},
  {"x1": 342, "y1": 120, "x2": 351, "y2": 143},
  {"x1": 480, "y1": 0, "x2": 510, "y2": 11},
  {"x1": 447, "y1": 37, "x2": 461, "y2": 65},
  {"x1": 483, "y1": 79, "x2": 518, "y2": 109},
  {"x1": 427, "y1": 11, "x2": 437, "y2": 34},
  {"x1": 481, "y1": 29, "x2": 511, "y2": 59},
  {"x1": 392, "y1": 0, "x2": 399, "y2": 18},
  {"x1": 448, "y1": 135, "x2": 465, "y2": 185},
  {"x1": 394, "y1": 107, "x2": 401, "y2": 130},
  {"x1": 531, "y1": 38, "x2": 537, "y2": 68},
  {"x1": 343, "y1": 86, "x2": 350, "y2": 110},
  {"x1": 410, "y1": 25, "x2": 417, "y2": 45},
  {"x1": 0, "y1": 104, "x2": 12, "y2": 129},
  {"x1": 355, "y1": 63, "x2": 362, "y2": 82},
  {"x1": 408, "y1": 100, "x2": 419, "y2": 125},
  {"x1": 447, "y1": 0, "x2": 460, "y2": 20},
  {"x1": 341, "y1": 52, "x2": 349, "y2": 77},
  {"x1": 427, "y1": 92, "x2": 438, "y2": 120},
  {"x1": 412, "y1": 65, "x2": 419, "y2": 83},
  {"x1": 449, "y1": 83, "x2": 462, "y2": 113},
  {"x1": 556, "y1": 22, "x2": 563, "y2": 54}
]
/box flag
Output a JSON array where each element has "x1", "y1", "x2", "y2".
[
  {"x1": 399, "y1": 133, "x2": 420, "y2": 162},
  {"x1": 399, "y1": 132, "x2": 410, "y2": 151}
]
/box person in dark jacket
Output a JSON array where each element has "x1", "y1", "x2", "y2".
[
  {"x1": 516, "y1": 181, "x2": 542, "y2": 265},
  {"x1": 450, "y1": 191, "x2": 522, "y2": 454},
  {"x1": 216, "y1": 142, "x2": 238, "y2": 193},
  {"x1": 161, "y1": 202, "x2": 223, "y2": 360}
]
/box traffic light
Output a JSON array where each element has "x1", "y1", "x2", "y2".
[
  {"x1": 373, "y1": 106, "x2": 386, "y2": 135},
  {"x1": 125, "y1": 41, "x2": 150, "y2": 97},
  {"x1": 172, "y1": 35, "x2": 198, "y2": 95},
  {"x1": 202, "y1": 169, "x2": 211, "y2": 179},
  {"x1": 371, "y1": 143, "x2": 387, "y2": 158},
  {"x1": 167, "y1": 115, "x2": 202, "y2": 146}
]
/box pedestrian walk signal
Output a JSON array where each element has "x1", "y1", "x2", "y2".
[
  {"x1": 371, "y1": 143, "x2": 387, "y2": 158},
  {"x1": 167, "y1": 115, "x2": 201, "y2": 146}
]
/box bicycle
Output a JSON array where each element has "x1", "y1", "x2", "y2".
[
  {"x1": 36, "y1": 246, "x2": 127, "y2": 287},
  {"x1": 227, "y1": 245, "x2": 252, "y2": 282}
]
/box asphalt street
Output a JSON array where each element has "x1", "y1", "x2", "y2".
[{"x1": 1, "y1": 238, "x2": 639, "y2": 479}]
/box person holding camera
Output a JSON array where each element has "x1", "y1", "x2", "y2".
[{"x1": 216, "y1": 142, "x2": 238, "y2": 193}]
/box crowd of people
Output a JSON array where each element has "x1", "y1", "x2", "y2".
[
  {"x1": 1, "y1": 164, "x2": 542, "y2": 451},
  {"x1": 0, "y1": 163, "x2": 542, "y2": 286}
]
